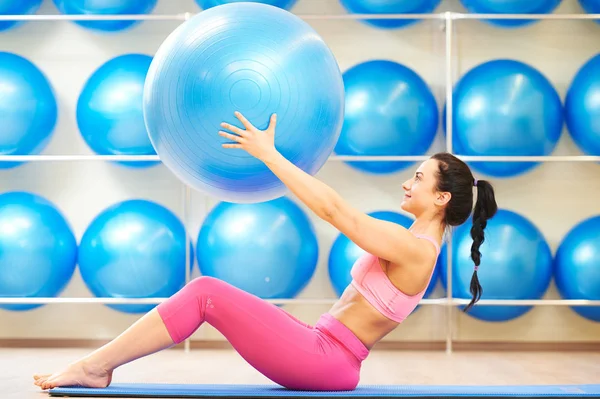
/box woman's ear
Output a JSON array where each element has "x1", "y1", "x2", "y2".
[{"x1": 435, "y1": 191, "x2": 451, "y2": 207}]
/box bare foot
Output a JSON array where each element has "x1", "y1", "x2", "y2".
[{"x1": 33, "y1": 360, "x2": 113, "y2": 390}]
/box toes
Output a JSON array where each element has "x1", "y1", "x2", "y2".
[
  {"x1": 35, "y1": 376, "x2": 50, "y2": 387},
  {"x1": 33, "y1": 373, "x2": 50, "y2": 380},
  {"x1": 43, "y1": 375, "x2": 68, "y2": 390},
  {"x1": 41, "y1": 376, "x2": 58, "y2": 390}
]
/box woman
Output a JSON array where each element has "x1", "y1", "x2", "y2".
[{"x1": 34, "y1": 112, "x2": 497, "y2": 392}]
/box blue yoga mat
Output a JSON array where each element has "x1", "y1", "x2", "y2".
[{"x1": 49, "y1": 383, "x2": 600, "y2": 397}]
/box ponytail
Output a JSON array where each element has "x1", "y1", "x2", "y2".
[
  {"x1": 463, "y1": 178, "x2": 498, "y2": 313},
  {"x1": 429, "y1": 153, "x2": 499, "y2": 312}
]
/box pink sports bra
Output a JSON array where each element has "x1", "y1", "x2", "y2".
[{"x1": 350, "y1": 233, "x2": 440, "y2": 323}]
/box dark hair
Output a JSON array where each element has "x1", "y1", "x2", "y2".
[{"x1": 430, "y1": 152, "x2": 498, "y2": 313}]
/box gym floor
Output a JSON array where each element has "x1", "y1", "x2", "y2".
[{"x1": 4, "y1": 348, "x2": 600, "y2": 399}]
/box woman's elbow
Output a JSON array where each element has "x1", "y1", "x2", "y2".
[{"x1": 320, "y1": 204, "x2": 336, "y2": 222}]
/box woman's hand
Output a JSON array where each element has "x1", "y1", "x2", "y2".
[{"x1": 219, "y1": 111, "x2": 279, "y2": 163}]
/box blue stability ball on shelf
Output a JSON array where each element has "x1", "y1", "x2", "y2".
[
  {"x1": 0, "y1": 0, "x2": 43, "y2": 32},
  {"x1": 459, "y1": 0, "x2": 562, "y2": 27},
  {"x1": 195, "y1": 0, "x2": 298, "y2": 10},
  {"x1": 328, "y1": 210, "x2": 440, "y2": 299},
  {"x1": 439, "y1": 209, "x2": 553, "y2": 322},
  {"x1": 565, "y1": 54, "x2": 600, "y2": 156},
  {"x1": 143, "y1": 2, "x2": 344, "y2": 204},
  {"x1": 52, "y1": 0, "x2": 158, "y2": 32},
  {"x1": 578, "y1": 0, "x2": 600, "y2": 23},
  {"x1": 197, "y1": 197, "x2": 318, "y2": 300},
  {"x1": 335, "y1": 60, "x2": 439, "y2": 174},
  {"x1": 0, "y1": 192, "x2": 77, "y2": 312},
  {"x1": 0, "y1": 52, "x2": 57, "y2": 169},
  {"x1": 339, "y1": 0, "x2": 442, "y2": 29},
  {"x1": 78, "y1": 200, "x2": 191, "y2": 314},
  {"x1": 450, "y1": 59, "x2": 563, "y2": 178},
  {"x1": 77, "y1": 54, "x2": 158, "y2": 168},
  {"x1": 554, "y1": 215, "x2": 600, "y2": 322}
]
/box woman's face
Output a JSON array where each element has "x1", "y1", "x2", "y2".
[{"x1": 400, "y1": 159, "x2": 441, "y2": 217}]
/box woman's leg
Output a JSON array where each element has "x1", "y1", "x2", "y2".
[
  {"x1": 152, "y1": 276, "x2": 361, "y2": 390},
  {"x1": 35, "y1": 276, "x2": 361, "y2": 391},
  {"x1": 34, "y1": 305, "x2": 179, "y2": 390}
]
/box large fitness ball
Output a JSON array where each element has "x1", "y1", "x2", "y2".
[
  {"x1": 328, "y1": 210, "x2": 439, "y2": 298},
  {"x1": 195, "y1": 0, "x2": 297, "y2": 10},
  {"x1": 143, "y1": 3, "x2": 344, "y2": 203},
  {"x1": 565, "y1": 54, "x2": 600, "y2": 156},
  {"x1": 197, "y1": 197, "x2": 318, "y2": 299},
  {"x1": 52, "y1": 0, "x2": 158, "y2": 32},
  {"x1": 577, "y1": 0, "x2": 600, "y2": 24},
  {"x1": 334, "y1": 60, "x2": 438, "y2": 174},
  {"x1": 78, "y1": 200, "x2": 190, "y2": 314},
  {"x1": 554, "y1": 215, "x2": 600, "y2": 322},
  {"x1": 459, "y1": 0, "x2": 562, "y2": 27},
  {"x1": 0, "y1": 192, "x2": 77, "y2": 312},
  {"x1": 440, "y1": 209, "x2": 553, "y2": 322},
  {"x1": 77, "y1": 54, "x2": 157, "y2": 168},
  {"x1": 339, "y1": 0, "x2": 442, "y2": 29},
  {"x1": 0, "y1": 52, "x2": 57, "y2": 169},
  {"x1": 0, "y1": 0, "x2": 43, "y2": 32},
  {"x1": 450, "y1": 59, "x2": 563, "y2": 178}
]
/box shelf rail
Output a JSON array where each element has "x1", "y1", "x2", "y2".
[
  {"x1": 0, "y1": 12, "x2": 599, "y2": 22},
  {"x1": 0, "y1": 155, "x2": 599, "y2": 163},
  {"x1": 2, "y1": 297, "x2": 599, "y2": 306}
]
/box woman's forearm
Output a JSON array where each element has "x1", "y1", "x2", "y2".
[{"x1": 262, "y1": 151, "x2": 341, "y2": 221}]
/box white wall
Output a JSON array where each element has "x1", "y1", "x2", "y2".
[{"x1": 0, "y1": 0, "x2": 599, "y2": 344}]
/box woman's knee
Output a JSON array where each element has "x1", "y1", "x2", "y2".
[{"x1": 185, "y1": 276, "x2": 222, "y2": 293}]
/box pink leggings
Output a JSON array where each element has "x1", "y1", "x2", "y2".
[{"x1": 156, "y1": 276, "x2": 369, "y2": 391}]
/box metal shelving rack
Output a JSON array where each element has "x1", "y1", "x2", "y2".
[{"x1": 0, "y1": 10, "x2": 600, "y2": 354}]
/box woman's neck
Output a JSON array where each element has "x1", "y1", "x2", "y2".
[{"x1": 409, "y1": 217, "x2": 445, "y2": 239}]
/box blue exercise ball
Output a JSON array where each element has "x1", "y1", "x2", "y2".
[
  {"x1": 0, "y1": 52, "x2": 57, "y2": 169},
  {"x1": 52, "y1": 0, "x2": 158, "y2": 32},
  {"x1": 143, "y1": 2, "x2": 344, "y2": 203},
  {"x1": 195, "y1": 0, "x2": 297, "y2": 10},
  {"x1": 339, "y1": 0, "x2": 442, "y2": 29},
  {"x1": 554, "y1": 215, "x2": 600, "y2": 322},
  {"x1": 77, "y1": 54, "x2": 157, "y2": 168},
  {"x1": 0, "y1": 0, "x2": 43, "y2": 32},
  {"x1": 459, "y1": 0, "x2": 562, "y2": 27},
  {"x1": 328, "y1": 210, "x2": 439, "y2": 299},
  {"x1": 335, "y1": 60, "x2": 438, "y2": 174},
  {"x1": 578, "y1": 0, "x2": 600, "y2": 23},
  {"x1": 0, "y1": 192, "x2": 77, "y2": 312},
  {"x1": 440, "y1": 209, "x2": 553, "y2": 322},
  {"x1": 197, "y1": 197, "x2": 318, "y2": 299},
  {"x1": 78, "y1": 199, "x2": 191, "y2": 314},
  {"x1": 450, "y1": 59, "x2": 563, "y2": 178},
  {"x1": 565, "y1": 54, "x2": 600, "y2": 156}
]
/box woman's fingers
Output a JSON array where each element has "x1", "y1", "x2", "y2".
[
  {"x1": 234, "y1": 111, "x2": 255, "y2": 130},
  {"x1": 222, "y1": 143, "x2": 243, "y2": 149},
  {"x1": 219, "y1": 131, "x2": 245, "y2": 143},
  {"x1": 220, "y1": 122, "x2": 248, "y2": 137}
]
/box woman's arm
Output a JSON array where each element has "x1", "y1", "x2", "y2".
[
  {"x1": 262, "y1": 150, "x2": 342, "y2": 221},
  {"x1": 263, "y1": 151, "x2": 431, "y2": 265},
  {"x1": 219, "y1": 112, "x2": 431, "y2": 265}
]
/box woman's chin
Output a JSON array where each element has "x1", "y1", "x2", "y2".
[{"x1": 400, "y1": 200, "x2": 417, "y2": 215}]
